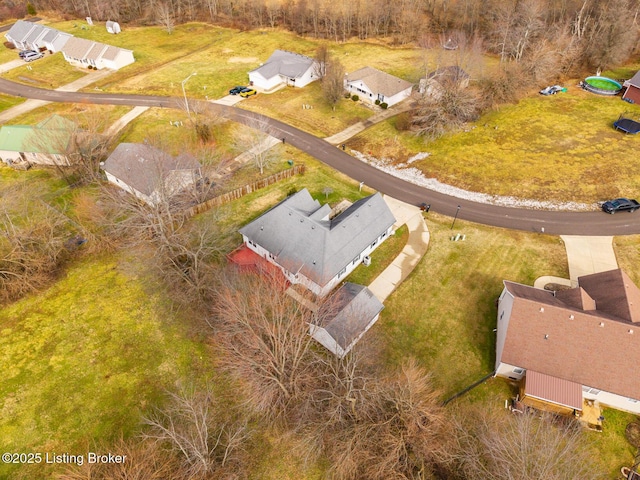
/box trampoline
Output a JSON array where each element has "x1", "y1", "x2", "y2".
[
  {"x1": 614, "y1": 117, "x2": 640, "y2": 134},
  {"x1": 582, "y1": 76, "x2": 622, "y2": 95}
]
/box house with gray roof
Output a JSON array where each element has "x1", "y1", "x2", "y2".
[
  {"x1": 5, "y1": 20, "x2": 39, "y2": 50},
  {"x1": 239, "y1": 188, "x2": 396, "y2": 297},
  {"x1": 61, "y1": 37, "x2": 134, "y2": 70},
  {"x1": 0, "y1": 115, "x2": 76, "y2": 167},
  {"x1": 496, "y1": 269, "x2": 640, "y2": 416},
  {"x1": 103, "y1": 143, "x2": 202, "y2": 206},
  {"x1": 310, "y1": 282, "x2": 384, "y2": 358},
  {"x1": 249, "y1": 50, "x2": 318, "y2": 91},
  {"x1": 623, "y1": 70, "x2": 640, "y2": 104},
  {"x1": 41, "y1": 28, "x2": 72, "y2": 53},
  {"x1": 345, "y1": 66, "x2": 413, "y2": 107}
]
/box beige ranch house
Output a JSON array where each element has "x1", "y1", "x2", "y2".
[{"x1": 345, "y1": 66, "x2": 413, "y2": 107}]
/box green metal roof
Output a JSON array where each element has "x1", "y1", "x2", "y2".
[{"x1": 0, "y1": 116, "x2": 74, "y2": 154}]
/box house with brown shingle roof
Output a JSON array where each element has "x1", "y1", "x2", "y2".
[
  {"x1": 345, "y1": 66, "x2": 413, "y2": 107},
  {"x1": 496, "y1": 269, "x2": 640, "y2": 415},
  {"x1": 623, "y1": 71, "x2": 640, "y2": 104}
]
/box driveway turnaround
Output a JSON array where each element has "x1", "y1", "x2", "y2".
[
  {"x1": 368, "y1": 196, "x2": 430, "y2": 302},
  {"x1": 1, "y1": 77, "x2": 640, "y2": 236}
]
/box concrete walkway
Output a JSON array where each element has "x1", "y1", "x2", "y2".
[
  {"x1": 368, "y1": 196, "x2": 430, "y2": 302},
  {"x1": 324, "y1": 103, "x2": 412, "y2": 145},
  {"x1": 105, "y1": 106, "x2": 149, "y2": 136},
  {"x1": 0, "y1": 69, "x2": 112, "y2": 122}
]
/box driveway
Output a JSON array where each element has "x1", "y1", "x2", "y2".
[{"x1": 560, "y1": 235, "x2": 619, "y2": 284}]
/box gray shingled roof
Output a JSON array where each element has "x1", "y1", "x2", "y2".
[
  {"x1": 501, "y1": 269, "x2": 640, "y2": 400},
  {"x1": 24, "y1": 24, "x2": 47, "y2": 45},
  {"x1": 347, "y1": 66, "x2": 413, "y2": 97},
  {"x1": 239, "y1": 188, "x2": 396, "y2": 287},
  {"x1": 103, "y1": 143, "x2": 201, "y2": 196},
  {"x1": 626, "y1": 71, "x2": 640, "y2": 88},
  {"x1": 250, "y1": 49, "x2": 314, "y2": 80},
  {"x1": 5, "y1": 20, "x2": 37, "y2": 44},
  {"x1": 318, "y1": 283, "x2": 384, "y2": 349}
]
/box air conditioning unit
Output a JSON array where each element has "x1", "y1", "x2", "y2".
[{"x1": 363, "y1": 255, "x2": 371, "y2": 266}]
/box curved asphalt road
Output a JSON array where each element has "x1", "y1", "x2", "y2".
[{"x1": 1, "y1": 78, "x2": 639, "y2": 235}]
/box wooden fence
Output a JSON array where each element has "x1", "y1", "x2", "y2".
[{"x1": 185, "y1": 164, "x2": 306, "y2": 217}]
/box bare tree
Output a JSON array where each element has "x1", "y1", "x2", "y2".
[
  {"x1": 322, "y1": 55, "x2": 346, "y2": 111},
  {"x1": 233, "y1": 119, "x2": 279, "y2": 175},
  {"x1": 156, "y1": 2, "x2": 175, "y2": 33},
  {"x1": 313, "y1": 44, "x2": 329, "y2": 79},
  {"x1": 211, "y1": 272, "x2": 319, "y2": 418},
  {"x1": 143, "y1": 385, "x2": 249, "y2": 479},
  {"x1": 448, "y1": 407, "x2": 601, "y2": 480},
  {"x1": 0, "y1": 187, "x2": 71, "y2": 303}
]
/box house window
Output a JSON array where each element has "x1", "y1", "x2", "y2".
[
  {"x1": 338, "y1": 267, "x2": 347, "y2": 278},
  {"x1": 512, "y1": 368, "x2": 524, "y2": 375},
  {"x1": 268, "y1": 253, "x2": 276, "y2": 260},
  {"x1": 352, "y1": 254, "x2": 360, "y2": 265},
  {"x1": 500, "y1": 311, "x2": 504, "y2": 320},
  {"x1": 381, "y1": 232, "x2": 387, "y2": 239},
  {"x1": 371, "y1": 240, "x2": 377, "y2": 248},
  {"x1": 628, "y1": 398, "x2": 639, "y2": 403},
  {"x1": 248, "y1": 240, "x2": 257, "y2": 248}
]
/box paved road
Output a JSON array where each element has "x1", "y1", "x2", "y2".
[{"x1": 1, "y1": 78, "x2": 639, "y2": 235}]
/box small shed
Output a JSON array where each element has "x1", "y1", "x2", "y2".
[
  {"x1": 106, "y1": 21, "x2": 121, "y2": 34},
  {"x1": 623, "y1": 71, "x2": 640, "y2": 104}
]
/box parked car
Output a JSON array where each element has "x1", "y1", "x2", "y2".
[
  {"x1": 601, "y1": 198, "x2": 640, "y2": 214},
  {"x1": 239, "y1": 88, "x2": 257, "y2": 98},
  {"x1": 539, "y1": 85, "x2": 564, "y2": 95},
  {"x1": 229, "y1": 86, "x2": 246, "y2": 95},
  {"x1": 18, "y1": 50, "x2": 37, "y2": 58},
  {"x1": 23, "y1": 51, "x2": 44, "y2": 62}
]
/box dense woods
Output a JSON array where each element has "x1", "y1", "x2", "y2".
[{"x1": 7, "y1": 0, "x2": 637, "y2": 72}]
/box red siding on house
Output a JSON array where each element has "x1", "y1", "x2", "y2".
[{"x1": 623, "y1": 85, "x2": 640, "y2": 104}]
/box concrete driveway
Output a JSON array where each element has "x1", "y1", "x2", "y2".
[
  {"x1": 560, "y1": 235, "x2": 619, "y2": 284},
  {"x1": 211, "y1": 94, "x2": 244, "y2": 106}
]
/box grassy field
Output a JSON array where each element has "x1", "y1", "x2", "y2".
[
  {"x1": 1, "y1": 50, "x2": 86, "y2": 88},
  {"x1": 378, "y1": 213, "x2": 569, "y2": 398},
  {"x1": 0, "y1": 254, "x2": 204, "y2": 478},
  {"x1": 5, "y1": 103, "x2": 131, "y2": 128},
  {"x1": 0, "y1": 92, "x2": 25, "y2": 111},
  {"x1": 351, "y1": 84, "x2": 640, "y2": 203}
]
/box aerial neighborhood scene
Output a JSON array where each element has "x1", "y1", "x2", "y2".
[{"x1": 1, "y1": 0, "x2": 640, "y2": 478}]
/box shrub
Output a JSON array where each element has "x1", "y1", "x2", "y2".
[
  {"x1": 4, "y1": 42, "x2": 15, "y2": 49},
  {"x1": 351, "y1": 94, "x2": 359, "y2": 101},
  {"x1": 394, "y1": 112, "x2": 411, "y2": 131},
  {"x1": 344, "y1": 92, "x2": 351, "y2": 99},
  {"x1": 380, "y1": 102, "x2": 388, "y2": 109},
  {"x1": 287, "y1": 187, "x2": 298, "y2": 196},
  {"x1": 26, "y1": 2, "x2": 36, "y2": 15},
  {"x1": 374, "y1": 99, "x2": 381, "y2": 105}
]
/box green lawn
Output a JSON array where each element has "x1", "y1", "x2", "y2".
[
  {"x1": 0, "y1": 93, "x2": 24, "y2": 112},
  {"x1": 346, "y1": 224, "x2": 409, "y2": 285},
  {"x1": 378, "y1": 213, "x2": 569, "y2": 399},
  {"x1": 0, "y1": 255, "x2": 204, "y2": 478},
  {"x1": 5, "y1": 103, "x2": 132, "y2": 128},
  {"x1": 1, "y1": 51, "x2": 86, "y2": 88}
]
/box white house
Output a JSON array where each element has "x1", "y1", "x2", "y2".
[
  {"x1": 239, "y1": 188, "x2": 396, "y2": 298},
  {"x1": 0, "y1": 115, "x2": 76, "y2": 167},
  {"x1": 249, "y1": 50, "x2": 318, "y2": 91},
  {"x1": 61, "y1": 37, "x2": 134, "y2": 70},
  {"x1": 310, "y1": 282, "x2": 384, "y2": 358},
  {"x1": 345, "y1": 66, "x2": 413, "y2": 107},
  {"x1": 5, "y1": 20, "x2": 71, "y2": 53},
  {"x1": 496, "y1": 269, "x2": 640, "y2": 416},
  {"x1": 102, "y1": 143, "x2": 202, "y2": 206}
]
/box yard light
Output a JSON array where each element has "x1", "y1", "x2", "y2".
[
  {"x1": 181, "y1": 72, "x2": 197, "y2": 120},
  {"x1": 451, "y1": 205, "x2": 461, "y2": 230}
]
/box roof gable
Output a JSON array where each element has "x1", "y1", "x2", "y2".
[
  {"x1": 239, "y1": 189, "x2": 396, "y2": 286},
  {"x1": 347, "y1": 66, "x2": 413, "y2": 97},
  {"x1": 578, "y1": 269, "x2": 640, "y2": 323},
  {"x1": 626, "y1": 71, "x2": 640, "y2": 89},
  {"x1": 5, "y1": 20, "x2": 37, "y2": 43}
]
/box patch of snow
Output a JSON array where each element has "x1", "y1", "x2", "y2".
[
  {"x1": 352, "y1": 150, "x2": 597, "y2": 211},
  {"x1": 406, "y1": 152, "x2": 430, "y2": 164}
]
